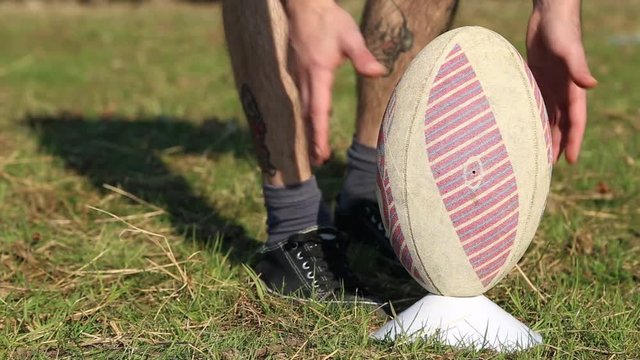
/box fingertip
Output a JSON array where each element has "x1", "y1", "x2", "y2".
[
  {"x1": 564, "y1": 45, "x2": 598, "y2": 89},
  {"x1": 575, "y1": 73, "x2": 598, "y2": 89},
  {"x1": 566, "y1": 152, "x2": 578, "y2": 164},
  {"x1": 309, "y1": 151, "x2": 320, "y2": 166},
  {"x1": 563, "y1": 140, "x2": 582, "y2": 164},
  {"x1": 366, "y1": 61, "x2": 388, "y2": 77},
  {"x1": 567, "y1": 58, "x2": 597, "y2": 88},
  {"x1": 310, "y1": 155, "x2": 322, "y2": 167},
  {"x1": 311, "y1": 146, "x2": 331, "y2": 166},
  {"x1": 342, "y1": 32, "x2": 387, "y2": 77},
  {"x1": 355, "y1": 60, "x2": 387, "y2": 78},
  {"x1": 551, "y1": 136, "x2": 562, "y2": 165}
]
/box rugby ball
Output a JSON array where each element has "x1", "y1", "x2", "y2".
[{"x1": 376, "y1": 26, "x2": 552, "y2": 296}]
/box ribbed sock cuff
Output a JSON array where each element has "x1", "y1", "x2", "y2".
[
  {"x1": 337, "y1": 138, "x2": 378, "y2": 212},
  {"x1": 263, "y1": 176, "x2": 331, "y2": 245}
]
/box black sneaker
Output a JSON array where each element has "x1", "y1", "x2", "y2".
[
  {"x1": 334, "y1": 199, "x2": 397, "y2": 259},
  {"x1": 253, "y1": 226, "x2": 380, "y2": 305},
  {"x1": 335, "y1": 199, "x2": 422, "y2": 305}
]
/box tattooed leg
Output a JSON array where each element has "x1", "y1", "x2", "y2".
[
  {"x1": 223, "y1": 0, "x2": 311, "y2": 186},
  {"x1": 240, "y1": 84, "x2": 277, "y2": 177},
  {"x1": 356, "y1": 0, "x2": 459, "y2": 147}
]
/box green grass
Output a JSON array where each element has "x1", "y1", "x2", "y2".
[{"x1": 0, "y1": 1, "x2": 638, "y2": 358}]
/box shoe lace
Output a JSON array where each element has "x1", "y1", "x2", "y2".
[{"x1": 285, "y1": 228, "x2": 358, "y2": 292}]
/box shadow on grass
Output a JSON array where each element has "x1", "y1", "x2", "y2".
[
  {"x1": 24, "y1": 112, "x2": 424, "y2": 305},
  {"x1": 25, "y1": 112, "x2": 261, "y2": 265}
]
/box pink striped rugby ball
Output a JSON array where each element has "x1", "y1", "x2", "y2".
[{"x1": 376, "y1": 26, "x2": 552, "y2": 296}]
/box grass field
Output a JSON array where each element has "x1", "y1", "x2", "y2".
[{"x1": 0, "y1": 1, "x2": 638, "y2": 358}]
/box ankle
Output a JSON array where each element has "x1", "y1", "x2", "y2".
[
  {"x1": 263, "y1": 176, "x2": 331, "y2": 245},
  {"x1": 337, "y1": 139, "x2": 378, "y2": 212}
]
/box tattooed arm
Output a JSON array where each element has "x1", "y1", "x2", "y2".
[
  {"x1": 284, "y1": 0, "x2": 386, "y2": 165},
  {"x1": 526, "y1": 0, "x2": 597, "y2": 163}
]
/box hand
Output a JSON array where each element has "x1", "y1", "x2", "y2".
[
  {"x1": 286, "y1": 0, "x2": 386, "y2": 165},
  {"x1": 526, "y1": 0, "x2": 597, "y2": 164}
]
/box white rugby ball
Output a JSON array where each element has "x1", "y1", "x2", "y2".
[{"x1": 376, "y1": 26, "x2": 552, "y2": 296}]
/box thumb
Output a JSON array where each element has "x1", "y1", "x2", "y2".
[
  {"x1": 342, "y1": 32, "x2": 387, "y2": 77},
  {"x1": 562, "y1": 44, "x2": 598, "y2": 89}
]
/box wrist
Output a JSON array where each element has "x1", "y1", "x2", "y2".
[
  {"x1": 533, "y1": 0, "x2": 581, "y2": 17},
  {"x1": 283, "y1": 0, "x2": 336, "y2": 14}
]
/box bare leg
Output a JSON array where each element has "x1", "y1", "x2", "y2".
[
  {"x1": 223, "y1": 0, "x2": 310, "y2": 187},
  {"x1": 356, "y1": 0, "x2": 459, "y2": 147},
  {"x1": 224, "y1": 1, "x2": 374, "y2": 300},
  {"x1": 224, "y1": 0, "x2": 334, "y2": 246},
  {"x1": 334, "y1": 0, "x2": 459, "y2": 246}
]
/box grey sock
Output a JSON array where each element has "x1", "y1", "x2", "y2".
[
  {"x1": 337, "y1": 139, "x2": 378, "y2": 213},
  {"x1": 264, "y1": 176, "x2": 331, "y2": 245}
]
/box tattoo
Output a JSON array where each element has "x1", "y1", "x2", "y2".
[
  {"x1": 363, "y1": 0, "x2": 414, "y2": 75},
  {"x1": 240, "y1": 84, "x2": 277, "y2": 176}
]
